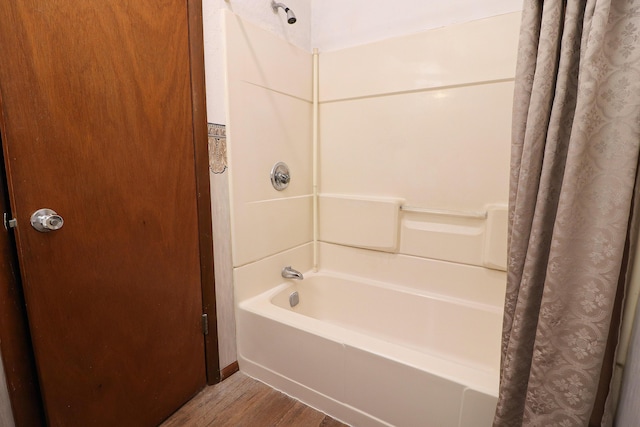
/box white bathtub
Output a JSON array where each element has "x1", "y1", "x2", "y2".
[{"x1": 237, "y1": 270, "x2": 503, "y2": 427}]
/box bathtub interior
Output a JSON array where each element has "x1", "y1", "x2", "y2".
[{"x1": 269, "y1": 272, "x2": 502, "y2": 374}]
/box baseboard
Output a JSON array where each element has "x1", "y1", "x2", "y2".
[{"x1": 220, "y1": 361, "x2": 239, "y2": 381}]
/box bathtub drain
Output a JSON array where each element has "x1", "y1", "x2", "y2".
[{"x1": 289, "y1": 291, "x2": 299, "y2": 307}]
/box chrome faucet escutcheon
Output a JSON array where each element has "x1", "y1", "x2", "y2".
[{"x1": 282, "y1": 266, "x2": 303, "y2": 280}]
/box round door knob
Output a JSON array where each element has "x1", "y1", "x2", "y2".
[{"x1": 30, "y1": 208, "x2": 64, "y2": 232}]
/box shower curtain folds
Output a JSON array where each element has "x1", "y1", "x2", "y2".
[{"x1": 494, "y1": 0, "x2": 640, "y2": 426}]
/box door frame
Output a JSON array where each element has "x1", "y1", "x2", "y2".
[
  {"x1": 0, "y1": 0, "x2": 220, "y2": 424},
  {"x1": 186, "y1": 0, "x2": 221, "y2": 385}
]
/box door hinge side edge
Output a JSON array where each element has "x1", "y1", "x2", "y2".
[{"x1": 201, "y1": 313, "x2": 209, "y2": 336}]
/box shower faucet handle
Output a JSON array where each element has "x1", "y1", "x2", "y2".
[
  {"x1": 276, "y1": 171, "x2": 290, "y2": 184},
  {"x1": 270, "y1": 162, "x2": 291, "y2": 191}
]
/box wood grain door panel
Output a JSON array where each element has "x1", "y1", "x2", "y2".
[{"x1": 0, "y1": 1, "x2": 207, "y2": 425}]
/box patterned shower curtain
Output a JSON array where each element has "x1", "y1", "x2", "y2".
[{"x1": 493, "y1": 1, "x2": 640, "y2": 425}]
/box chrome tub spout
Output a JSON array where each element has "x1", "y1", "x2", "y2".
[{"x1": 282, "y1": 266, "x2": 303, "y2": 280}]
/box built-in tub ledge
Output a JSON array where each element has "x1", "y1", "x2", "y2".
[
  {"x1": 318, "y1": 194, "x2": 403, "y2": 252},
  {"x1": 400, "y1": 203, "x2": 508, "y2": 271},
  {"x1": 400, "y1": 205, "x2": 488, "y2": 219}
]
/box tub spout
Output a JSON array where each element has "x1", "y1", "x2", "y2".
[{"x1": 282, "y1": 266, "x2": 303, "y2": 280}]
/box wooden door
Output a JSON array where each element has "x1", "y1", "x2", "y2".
[{"x1": 0, "y1": 1, "x2": 209, "y2": 425}]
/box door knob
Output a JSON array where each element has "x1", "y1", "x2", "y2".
[{"x1": 30, "y1": 208, "x2": 64, "y2": 232}]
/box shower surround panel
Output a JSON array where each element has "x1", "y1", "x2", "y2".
[
  {"x1": 225, "y1": 10, "x2": 520, "y2": 427},
  {"x1": 223, "y1": 10, "x2": 313, "y2": 268}
]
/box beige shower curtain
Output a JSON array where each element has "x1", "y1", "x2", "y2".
[{"x1": 494, "y1": 1, "x2": 640, "y2": 426}]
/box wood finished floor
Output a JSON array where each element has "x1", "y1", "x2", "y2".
[{"x1": 160, "y1": 372, "x2": 349, "y2": 427}]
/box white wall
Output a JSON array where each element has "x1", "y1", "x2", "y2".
[
  {"x1": 318, "y1": 12, "x2": 520, "y2": 271},
  {"x1": 224, "y1": 10, "x2": 313, "y2": 267},
  {"x1": 204, "y1": 1, "x2": 524, "y2": 120},
  {"x1": 203, "y1": 0, "x2": 311, "y2": 124},
  {"x1": 311, "y1": 0, "x2": 523, "y2": 52},
  {"x1": 222, "y1": 8, "x2": 314, "y2": 369},
  {"x1": 202, "y1": 0, "x2": 312, "y2": 369}
]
